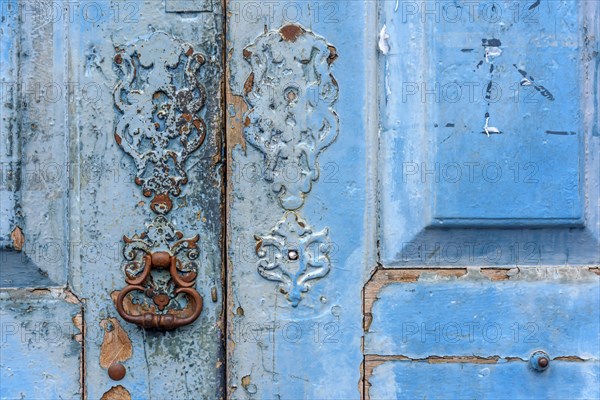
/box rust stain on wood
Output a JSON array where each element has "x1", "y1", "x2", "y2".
[
  {"x1": 100, "y1": 385, "x2": 131, "y2": 400},
  {"x1": 10, "y1": 226, "x2": 24, "y2": 251},
  {"x1": 279, "y1": 24, "x2": 305, "y2": 42},
  {"x1": 99, "y1": 317, "x2": 132, "y2": 369},
  {"x1": 363, "y1": 269, "x2": 467, "y2": 331}
]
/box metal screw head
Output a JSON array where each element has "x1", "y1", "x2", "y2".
[
  {"x1": 108, "y1": 363, "x2": 126, "y2": 381},
  {"x1": 529, "y1": 351, "x2": 550, "y2": 372},
  {"x1": 287, "y1": 250, "x2": 299, "y2": 261}
]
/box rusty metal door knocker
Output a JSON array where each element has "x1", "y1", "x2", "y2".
[
  {"x1": 116, "y1": 252, "x2": 203, "y2": 330},
  {"x1": 112, "y1": 32, "x2": 208, "y2": 330}
]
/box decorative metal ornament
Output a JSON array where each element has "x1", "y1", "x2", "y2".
[
  {"x1": 255, "y1": 212, "x2": 332, "y2": 307},
  {"x1": 112, "y1": 32, "x2": 205, "y2": 330},
  {"x1": 244, "y1": 25, "x2": 339, "y2": 306},
  {"x1": 243, "y1": 24, "x2": 339, "y2": 211},
  {"x1": 113, "y1": 31, "x2": 207, "y2": 215}
]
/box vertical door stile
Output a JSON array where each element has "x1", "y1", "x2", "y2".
[
  {"x1": 225, "y1": 2, "x2": 379, "y2": 398},
  {"x1": 66, "y1": 2, "x2": 226, "y2": 398}
]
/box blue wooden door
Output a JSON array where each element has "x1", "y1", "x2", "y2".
[
  {"x1": 226, "y1": 0, "x2": 599, "y2": 399},
  {"x1": 1, "y1": 1, "x2": 224, "y2": 398},
  {"x1": 367, "y1": 0, "x2": 599, "y2": 398},
  {"x1": 1, "y1": 0, "x2": 598, "y2": 398}
]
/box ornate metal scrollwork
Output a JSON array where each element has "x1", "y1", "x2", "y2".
[
  {"x1": 255, "y1": 212, "x2": 332, "y2": 307},
  {"x1": 112, "y1": 32, "x2": 205, "y2": 330},
  {"x1": 244, "y1": 25, "x2": 339, "y2": 306},
  {"x1": 242, "y1": 24, "x2": 339, "y2": 211},
  {"x1": 113, "y1": 31, "x2": 207, "y2": 215}
]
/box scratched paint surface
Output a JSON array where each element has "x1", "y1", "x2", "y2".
[
  {"x1": 226, "y1": 1, "x2": 378, "y2": 398},
  {"x1": 379, "y1": 0, "x2": 599, "y2": 266},
  {"x1": 428, "y1": 2, "x2": 583, "y2": 224}
]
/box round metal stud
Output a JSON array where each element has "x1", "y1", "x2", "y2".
[
  {"x1": 108, "y1": 363, "x2": 126, "y2": 381},
  {"x1": 288, "y1": 250, "x2": 299, "y2": 261},
  {"x1": 529, "y1": 351, "x2": 550, "y2": 372}
]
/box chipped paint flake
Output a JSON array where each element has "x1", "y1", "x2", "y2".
[
  {"x1": 99, "y1": 318, "x2": 133, "y2": 369},
  {"x1": 378, "y1": 25, "x2": 390, "y2": 55},
  {"x1": 483, "y1": 114, "x2": 501, "y2": 136},
  {"x1": 100, "y1": 385, "x2": 132, "y2": 400},
  {"x1": 10, "y1": 226, "x2": 24, "y2": 251}
]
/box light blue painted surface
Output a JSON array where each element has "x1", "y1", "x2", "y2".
[
  {"x1": 365, "y1": 269, "x2": 600, "y2": 359},
  {"x1": 67, "y1": 1, "x2": 225, "y2": 398},
  {"x1": 369, "y1": 360, "x2": 600, "y2": 400},
  {"x1": 1, "y1": 0, "x2": 598, "y2": 398},
  {"x1": 379, "y1": 0, "x2": 600, "y2": 265},
  {"x1": 0, "y1": 0, "x2": 19, "y2": 248},
  {"x1": 0, "y1": 291, "x2": 82, "y2": 399},
  {"x1": 365, "y1": 268, "x2": 600, "y2": 398},
  {"x1": 226, "y1": 1, "x2": 378, "y2": 398}
]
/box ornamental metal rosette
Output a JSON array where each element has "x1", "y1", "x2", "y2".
[
  {"x1": 243, "y1": 25, "x2": 339, "y2": 306},
  {"x1": 112, "y1": 32, "x2": 206, "y2": 329}
]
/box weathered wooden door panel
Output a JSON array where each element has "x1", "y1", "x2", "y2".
[
  {"x1": 370, "y1": 0, "x2": 600, "y2": 398},
  {"x1": 0, "y1": 290, "x2": 83, "y2": 399},
  {"x1": 2, "y1": 0, "x2": 225, "y2": 398},
  {"x1": 365, "y1": 268, "x2": 600, "y2": 398},
  {"x1": 379, "y1": 0, "x2": 599, "y2": 267},
  {"x1": 368, "y1": 360, "x2": 600, "y2": 400},
  {"x1": 2, "y1": 0, "x2": 599, "y2": 398},
  {"x1": 225, "y1": 1, "x2": 378, "y2": 398},
  {"x1": 1, "y1": 1, "x2": 82, "y2": 397}
]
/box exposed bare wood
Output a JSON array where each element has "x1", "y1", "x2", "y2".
[{"x1": 99, "y1": 318, "x2": 133, "y2": 369}]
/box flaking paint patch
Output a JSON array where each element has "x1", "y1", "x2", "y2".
[
  {"x1": 225, "y1": 47, "x2": 247, "y2": 160},
  {"x1": 363, "y1": 269, "x2": 467, "y2": 331},
  {"x1": 378, "y1": 25, "x2": 390, "y2": 55},
  {"x1": 100, "y1": 385, "x2": 131, "y2": 400},
  {"x1": 480, "y1": 268, "x2": 519, "y2": 281},
  {"x1": 72, "y1": 313, "x2": 84, "y2": 344},
  {"x1": 72, "y1": 312, "x2": 85, "y2": 399},
  {"x1": 241, "y1": 375, "x2": 251, "y2": 389},
  {"x1": 99, "y1": 318, "x2": 132, "y2": 369},
  {"x1": 10, "y1": 226, "x2": 24, "y2": 251}
]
